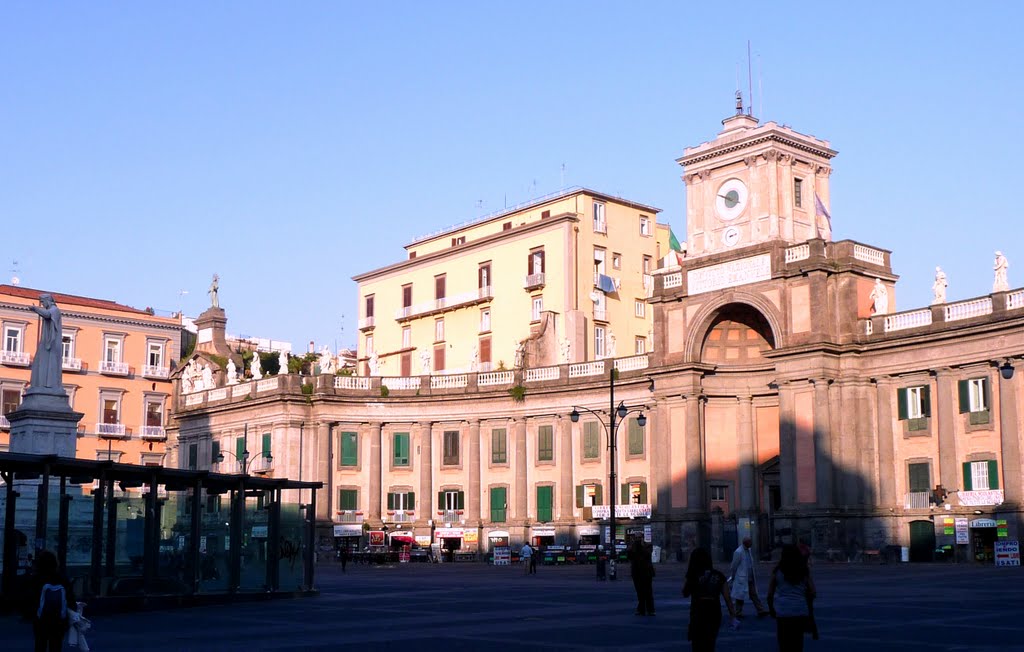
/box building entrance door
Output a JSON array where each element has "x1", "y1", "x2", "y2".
[
  {"x1": 970, "y1": 527, "x2": 997, "y2": 563},
  {"x1": 909, "y1": 520, "x2": 935, "y2": 562}
]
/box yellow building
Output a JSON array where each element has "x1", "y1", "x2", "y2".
[
  {"x1": 352, "y1": 188, "x2": 670, "y2": 376},
  {"x1": 0, "y1": 284, "x2": 183, "y2": 465}
]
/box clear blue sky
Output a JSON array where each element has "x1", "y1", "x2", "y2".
[{"x1": 3, "y1": 2, "x2": 1022, "y2": 352}]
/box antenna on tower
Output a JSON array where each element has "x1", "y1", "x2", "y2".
[
  {"x1": 747, "y1": 40, "x2": 754, "y2": 117},
  {"x1": 9, "y1": 260, "x2": 20, "y2": 286},
  {"x1": 177, "y1": 289, "x2": 189, "y2": 316}
]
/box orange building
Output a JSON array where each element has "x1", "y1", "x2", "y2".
[{"x1": 0, "y1": 285, "x2": 183, "y2": 465}]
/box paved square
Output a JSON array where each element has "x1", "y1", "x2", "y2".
[{"x1": 4, "y1": 561, "x2": 1023, "y2": 651}]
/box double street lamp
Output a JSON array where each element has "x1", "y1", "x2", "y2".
[{"x1": 570, "y1": 372, "x2": 646, "y2": 581}]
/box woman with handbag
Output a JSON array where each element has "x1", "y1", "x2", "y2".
[{"x1": 767, "y1": 544, "x2": 816, "y2": 652}]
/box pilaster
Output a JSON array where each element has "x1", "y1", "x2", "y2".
[
  {"x1": 467, "y1": 420, "x2": 481, "y2": 523},
  {"x1": 368, "y1": 422, "x2": 382, "y2": 522}
]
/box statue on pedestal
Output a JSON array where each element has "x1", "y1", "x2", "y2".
[
  {"x1": 251, "y1": 354, "x2": 263, "y2": 381},
  {"x1": 28, "y1": 294, "x2": 65, "y2": 395},
  {"x1": 870, "y1": 278, "x2": 889, "y2": 315},
  {"x1": 319, "y1": 346, "x2": 336, "y2": 374},
  {"x1": 932, "y1": 267, "x2": 947, "y2": 305},
  {"x1": 994, "y1": 251, "x2": 1010, "y2": 292},
  {"x1": 226, "y1": 358, "x2": 239, "y2": 385},
  {"x1": 607, "y1": 330, "x2": 617, "y2": 358},
  {"x1": 278, "y1": 351, "x2": 288, "y2": 375},
  {"x1": 368, "y1": 350, "x2": 380, "y2": 376},
  {"x1": 560, "y1": 338, "x2": 571, "y2": 364},
  {"x1": 208, "y1": 273, "x2": 220, "y2": 308},
  {"x1": 420, "y1": 349, "x2": 432, "y2": 375},
  {"x1": 201, "y1": 363, "x2": 214, "y2": 390}
]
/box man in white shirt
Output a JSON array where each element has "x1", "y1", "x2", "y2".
[
  {"x1": 520, "y1": 543, "x2": 534, "y2": 575},
  {"x1": 730, "y1": 537, "x2": 768, "y2": 618}
]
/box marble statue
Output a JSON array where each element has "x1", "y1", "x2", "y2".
[
  {"x1": 201, "y1": 363, "x2": 214, "y2": 390},
  {"x1": 208, "y1": 273, "x2": 220, "y2": 308},
  {"x1": 226, "y1": 358, "x2": 239, "y2": 385},
  {"x1": 994, "y1": 251, "x2": 1010, "y2": 292},
  {"x1": 319, "y1": 346, "x2": 336, "y2": 374},
  {"x1": 368, "y1": 350, "x2": 380, "y2": 376},
  {"x1": 514, "y1": 340, "x2": 526, "y2": 368},
  {"x1": 468, "y1": 346, "x2": 479, "y2": 372},
  {"x1": 607, "y1": 330, "x2": 617, "y2": 358},
  {"x1": 278, "y1": 351, "x2": 288, "y2": 375},
  {"x1": 28, "y1": 294, "x2": 64, "y2": 392},
  {"x1": 420, "y1": 349, "x2": 432, "y2": 375},
  {"x1": 870, "y1": 278, "x2": 889, "y2": 315},
  {"x1": 932, "y1": 267, "x2": 947, "y2": 305},
  {"x1": 251, "y1": 353, "x2": 263, "y2": 381},
  {"x1": 181, "y1": 366, "x2": 194, "y2": 394},
  {"x1": 560, "y1": 338, "x2": 571, "y2": 364}
]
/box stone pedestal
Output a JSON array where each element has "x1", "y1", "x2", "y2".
[{"x1": 8, "y1": 389, "x2": 83, "y2": 458}]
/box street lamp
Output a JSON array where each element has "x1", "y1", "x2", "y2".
[
  {"x1": 215, "y1": 426, "x2": 272, "y2": 475},
  {"x1": 1000, "y1": 359, "x2": 1014, "y2": 380},
  {"x1": 570, "y1": 370, "x2": 646, "y2": 581}
]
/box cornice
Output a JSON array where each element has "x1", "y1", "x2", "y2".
[
  {"x1": 0, "y1": 302, "x2": 182, "y2": 333},
  {"x1": 678, "y1": 133, "x2": 837, "y2": 168}
]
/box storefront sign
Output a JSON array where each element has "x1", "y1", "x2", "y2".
[
  {"x1": 464, "y1": 530, "x2": 479, "y2": 544},
  {"x1": 199, "y1": 536, "x2": 207, "y2": 554},
  {"x1": 942, "y1": 517, "x2": 955, "y2": 536},
  {"x1": 997, "y1": 519, "x2": 1009, "y2": 538},
  {"x1": 436, "y1": 527, "x2": 463, "y2": 539},
  {"x1": 251, "y1": 525, "x2": 268, "y2": 538},
  {"x1": 592, "y1": 504, "x2": 652, "y2": 519},
  {"x1": 970, "y1": 518, "x2": 998, "y2": 529},
  {"x1": 959, "y1": 490, "x2": 1005, "y2": 506},
  {"x1": 368, "y1": 531, "x2": 385, "y2": 546},
  {"x1": 955, "y1": 518, "x2": 969, "y2": 544},
  {"x1": 578, "y1": 526, "x2": 600, "y2": 536},
  {"x1": 644, "y1": 525, "x2": 652, "y2": 543},
  {"x1": 334, "y1": 524, "x2": 363, "y2": 538},
  {"x1": 688, "y1": 253, "x2": 771, "y2": 295},
  {"x1": 493, "y1": 547, "x2": 511, "y2": 566},
  {"x1": 415, "y1": 535, "x2": 432, "y2": 547},
  {"x1": 531, "y1": 526, "x2": 556, "y2": 537},
  {"x1": 995, "y1": 541, "x2": 1020, "y2": 567}
]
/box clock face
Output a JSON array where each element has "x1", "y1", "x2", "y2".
[
  {"x1": 715, "y1": 179, "x2": 748, "y2": 221},
  {"x1": 722, "y1": 226, "x2": 741, "y2": 247}
]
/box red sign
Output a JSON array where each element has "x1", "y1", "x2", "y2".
[{"x1": 369, "y1": 530, "x2": 385, "y2": 546}]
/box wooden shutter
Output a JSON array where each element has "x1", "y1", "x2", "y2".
[
  {"x1": 908, "y1": 463, "x2": 930, "y2": 492},
  {"x1": 188, "y1": 444, "x2": 198, "y2": 469},
  {"x1": 387, "y1": 493, "x2": 395, "y2": 510},
  {"x1": 527, "y1": 252, "x2": 534, "y2": 275},
  {"x1": 988, "y1": 460, "x2": 999, "y2": 489},
  {"x1": 435, "y1": 276, "x2": 445, "y2": 300},
  {"x1": 628, "y1": 418, "x2": 644, "y2": 455},
  {"x1": 438, "y1": 491, "x2": 445, "y2": 510},
  {"x1": 897, "y1": 388, "x2": 908, "y2": 420},
  {"x1": 457, "y1": 491, "x2": 465, "y2": 510},
  {"x1": 639, "y1": 482, "x2": 648, "y2": 504},
  {"x1": 262, "y1": 433, "x2": 271, "y2": 455},
  {"x1": 365, "y1": 296, "x2": 374, "y2": 319},
  {"x1": 962, "y1": 462, "x2": 973, "y2": 491},
  {"x1": 576, "y1": 485, "x2": 584, "y2": 508},
  {"x1": 408, "y1": 492, "x2": 415, "y2": 510},
  {"x1": 434, "y1": 345, "x2": 445, "y2": 371},
  {"x1": 595, "y1": 484, "x2": 603, "y2": 506},
  {"x1": 402, "y1": 285, "x2": 412, "y2": 308},
  {"x1": 341, "y1": 432, "x2": 357, "y2": 466},
  {"x1": 400, "y1": 353, "x2": 411, "y2": 376},
  {"x1": 983, "y1": 378, "x2": 991, "y2": 412},
  {"x1": 479, "y1": 337, "x2": 491, "y2": 363},
  {"x1": 621, "y1": 483, "x2": 628, "y2": 505},
  {"x1": 921, "y1": 385, "x2": 931, "y2": 417},
  {"x1": 211, "y1": 441, "x2": 220, "y2": 463},
  {"x1": 539, "y1": 250, "x2": 545, "y2": 273},
  {"x1": 958, "y1": 380, "x2": 970, "y2": 413},
  {"x1": 236, "y1": 437, "x2": 245, "y2": 460}
]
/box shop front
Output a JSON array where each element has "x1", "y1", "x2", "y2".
[
  {"x1": 577, "y1": 526, "x2": 601, "y2": 563},
  {"x1": 531, "y1": 525, "x2": 556, "y2": 548},
  {"x1": 333, "y1": 524, "x2": 363, "y2": 554},
  {"x1": 487, "y1": 530, "x2": 511, "y2": 565},
  {"x1": 435, "y1": 527, "x2": 464, "y2": 561},
  {"x1": 969, "y1": 518, "x2": 998, "y2": 563}
]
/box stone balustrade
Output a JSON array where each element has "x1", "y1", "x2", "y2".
[
  {"x1": 784, "y1": 244, "x2": 810, "y2": 263},
  {"x1": 863, "y1": 286, "x2": 1024, "y2": 339},
  {"x1": 944, "y1": 297, "x2": 992, "y2": 322},
  {"x1": 852, "y1": 244, "x2": 885, "y2": 266},
  {"x1": 884, "y1": 309, "x2": 933, "y2": 333}
]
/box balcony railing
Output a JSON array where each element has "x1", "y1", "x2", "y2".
[
  {"x1": 524, "y1": 366, "x2": 560, "y2": 383},
  {"x1": 1, "y1": 350, "x2": 31, "y2": 366},
  {"x1": 394, "y1": 287, "x2": 494, "y2": 321},
  {"x1": 0, "y1": 415, "x2": 9, "y2": 429},
  {"x1": 431, "y1": 374, "x2": 468, "y2": 389},
  {"x1": 380, "y1": 376, "x2": 422, "y2": 391},
  {"x1": 785, "y1": 244, "x2": 810, "y2": 263},
  {"x1": 437, "y1": 509, "x2": 464, "y2": 523},
  {"x1": 335, "y1": 376, "x2": 371, "y2": 390},
  {"x1": 140, "y1": 426, "x2": 167, "y2": 441},
  {"x1": 903, "y1": 492, "x2": 931, "y2": 509},
  {"x1": 853, "y1": 244, "x2": 885, "y2": 266},
  {"x1": 569, "y1": 361, "x2": 605, "y2": 379},
  {"x1": 663, "y1": 272, "x2": 683, "y2": 289},
  {"x1": 478, "y1": 371, "x2": 514, "y2": 387},
  {"x1": 884, "y1": 309, "x2": 932, "y2": 333},
  {"x1": 97, "y1": 423, "x2": 129, "y2": 439},
  {"x1": 389, "y1": 510, "x2": 415, "y2": 524},
  {"x1": 142, "y1": 365, "x2": 170, "y2": 379},
  {"x1": 359, "y1": 316, "x2": 376, "y2": 330},
  {"x1": 944, "y1": 297, "x2": 993, "y2": 322},
  {"x1": 99, "y1": 360, "x2": 130, "y2": 375},
  {"x1": 62, "y1": 357, "x2": 82, "y2": 371},
  {"x1": 523, "y1": 273, "x2": 546, "y2": 290},
  {"x1": 336, "y1": 511, "x2": 364, "y2": 524},
  {"x1": 614, "y1": 355, "x2": 649, "y2": 372}
]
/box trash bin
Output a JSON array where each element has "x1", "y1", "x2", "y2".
[{"x1": 900, "y1": 546, "x2": 909, "y2": 562}]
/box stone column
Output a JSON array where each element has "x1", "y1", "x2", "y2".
[
  {"x1": 935, "y1": 369, "x2": 959, "y2": 490},
  {"x1": 998, "y1": 369, "x2": 1022, "y2": 504},
  {"x1": 418, "y1": 422, "x2": 433, "y2": 522},
  {"x1": 316, "y1": 422, "x2": 331, "y2": 521},
  {"x1": 368, "y1": 422, "x2": 383, "y2": 522},
  {"x1": 778, "y1": 384, "x2": 797, "y2": 508},
  {"x1": 856, "y1": 382, "x2": 876, "y2": 505},
  {"x1": 684, "y1": 394, "x2": 704, "y2": 511},
  {"x1": 875, "y1": 377, "x2": 897, "y2": 509},
  {"x1": 813, "y1": 379, "x2": 834, "y2": 508},
  {"x1": 650, "y1": 400, "x2": 670, "y2": 514},
  {"x1": 467, "y1": 420, "x2": 481, "y2": 523},
  {"x1": 559, "y1": 416, "x2": 574, "y2": 519},
  {"x1": 514, "y1": 419, "x2": 528, "y2": 520},
  {"x1": 737, "y1": 395, "x2": 756, "y2": 513}
]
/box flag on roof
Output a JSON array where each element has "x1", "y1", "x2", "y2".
[
  {"x1": 814, "y1": 193, "x2": 832, "y2": 239},
  {"x1": 668, "y1": 227, "x2": 682, "y2": 252}
]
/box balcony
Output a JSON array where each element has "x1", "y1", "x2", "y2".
[
  {"x1": 142, "y1": 365, "x2": 170, "y2": 379},
  {"x1": 97, "y1": 423, "x2": 129, "y2": 439},
  {"x1": 62, "y1": 357, "x2": 82, "y2": 371},
  {"x1": 593, "y1": 308, "x2": 608, "y2": 322},
  {"x1": 1, "y1": 350, "x2": 31, "y2": 366},
  {"x1": 0, "y1": 414, "x2": 8, "y2": 430},
  {"x1": 336, "y1": 510, "x2": 364, "y2": 524},
  {"x1": 437, "y1": 509, "x2": 464, "y2": 523},
  {"x1": 903, "y1": 492, "x2": 931, "y2": 509},
  {"x1": 140, "y1": 426, "x2": 167, "y2": 441},
  {"x1": 358, "y1": 316, "x2": 376, "y2": 330},
  {"x1": 99, "y1": 360, "x2": 130, "y2": 376},
  {"x1": 394, "y1": 287, "x2": 494, "y2": 322},
  {"x1": 523, "y1": 273, "x2": 545, "y2": 291},
  {"x1": 389, "y1": 510, "x2": 415, "y2": 524}
]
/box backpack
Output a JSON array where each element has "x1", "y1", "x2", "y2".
[{"x1": 37, "y1": 583, "x2": 67, "y2": 624}]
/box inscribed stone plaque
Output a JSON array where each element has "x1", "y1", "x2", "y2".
[{"x1": 687, "y1": 253, "x2": 771, "y2": 295}]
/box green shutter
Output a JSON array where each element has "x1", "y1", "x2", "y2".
[
  {"x1": 341, "y1": 432, "x2": 357, "y2": 466},
  {"x1": 989, "y1": 460, "x2": 999, "y2": 489},
  {"x1": 576, "y1": 485, "x2": 584, "y2": 508},
  {"x1": 490, "y1": 487, "x2": 506, "y2": 522},
  {"x1": 387, "y1": 493, "x2": 395, "y2": 510},
  {"x1": 621, "y1": 483, "x2": 628, "y2": 505},
  {"x1": 539, "y1": 425, "x2": 553, "y2": 461},
  {"x1": 639, "y1": 482, "x2": 648, "y2": 504},
  {"x1": 438, "y1": 491, "x2": 444, "y2": 511},
  {"x1": 339, "y1": 489, "x2": 357, "y2": 510},
  {"x1": 457, "y1": 491, "x2": 465, "y2": 510},
  {"x1": 262, "y1": 433, "x2": 271, "y2": 455},
  {"x1": 492, "y1": 429, "x2": 506, "y2": 463},
  {"x1": 537, "y1": 486, "x2": 553, "y2": 522},
  {"x1": 897, "y1": 388, "x2": 908, "y2": 420},
  {"x1": 921, "y1": 385, "x2": 931, "y2": 417},
  {"x1": 211, "y1": 441, "x2": 220, "y2": 463},
  {"x1": 958, "y1": 380, "x2": 970, "y2": 414},
  {"x1": 628, "y1": 418, "x2": 644, "y2": 455},
  {"x1": 962, "y1": 462, "x2": 973, "y2": 491},
  {"x1": 595, "y1": 485, "x2": 603, "y2": 506},
  {"x1": 393, "y1": 433, "x2": 409, "y2": 466},
  {"x1": 908, "y1": 463, "x2": 930, "y2": 493},
  {"x1": 236, "y1": 436, "x2": 245, "y2": 460},
  {"x1": 188, "y1": 443, "x2": 198, "y2": 470},
  {"x1": 983, "y1": 378, "x2": 991, "y2": 412}
]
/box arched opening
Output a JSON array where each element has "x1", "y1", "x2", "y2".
[{"x1": 700, "y1": 303, "x2": 775, "y2": 365}]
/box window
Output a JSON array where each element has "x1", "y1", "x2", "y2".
[
  {"x1": 98, "y1": 449, "x2": 124, "y2": 463},
  {"x1": 536, "y1": 485, "x2": 553, "y2": 522},
  {"x1": 393, "y1": 432, "x2": 410, "y2": 466},
  {"x1": 503, "y1": 221, "x2": 512, "y2": 231},
  {"x1": 593, "y1": 248, "x2": 606, "y2": 276},
  {"x1": 62, "y1": 332, "x2": 75, "y2": 360},
  {"x1": 479, "y1": 337, "x2": 491, "y2": 365},
  {"x1": 400, "y1": 352, "x2": 411, "y2": 376},
  {"x1": 451, "y1": 236, "x2": 466, "y2": 247},
  {"x1": 528, "y1": 249, "x2": 545, "y2": 275},
  {"x1": 339, "y1": 489, "x2": 358, "y2": 511},
  {"x1": 187, "y1": 443, "x2": 198, "y2": 470},
  {"x1": 401, "y1": 327, "x2": 411, "y2": 349},
  {"x1": 211, "y1": 440, "x2": 220, "y2": 467},
  {"x1": 538, "y1": 425, "x2": 553, "y2": 461},
  {"x1": 491, "y1": 428, "x2": 507, "y2": 464},
  {"x1": 794, "y1": 178, "x2": 803, "y2": 208},
  {"x1": 595, "y1": 326, "x2": 606, "y2": 358},
  {"x1": 541, "y1": 210, "x2": 550, "y2": 219},
  {"x1": 402, "y1": 285, "x2": 413, "y2": 309},
  {"x1": 908, "y1": 462, "x2": 931, "y2": 493},
  {"x1": 593, "y1": 201, "x2": 606, "y2": 233},
  {"x1": 478, "y1": 264, "x2": 491, "y2": 290},
  {"x1": 634, "y1": 300, "x2": 645, "y2": 318},
  {"x1": 140, "y1": 452, "x2": 164, "y2": 466},
  {"x1": 261, "y1": 432, "x2": 272, "y2": 459},
  {"x1": 434, "y1": 344, "x2": 445, "y2": 371},
  {"x1": 576, "y1": 483, "x2": 603, "y2": 507},
  {"x1": 612, "y1": 253, "x2": 621, "y2": 269},
  {"x1": 435, "y1": 319, "x2": 445, "y2": 342},
  {"x1": 340, "y1": 431, "x2": 358, "y2": 467},
  {"x1": 102, "y1": 398, "x2": 120, "y2": 424},
  {"x1": 622, "y1": 481, "x2": 648, "y2": 505},
  {"x1": 4, "y1": 326, "x2": 23, "y2": 352},
  {"x1": 643, "y1": 256, "x2": 652, "y2": 274},
  {"x1": 709, "y1": 485, "x2": 727, "y2": 502},
  {"x1": 435, "y1": 275, "x2": 446, "y2": 301},
  {"x1": 489, "y1": 487, "x2": 507, "y2": 522},
  {"x1": 897, "y1": 385, "x2": 931, "y2": 430},
  {"x1": 145, "y1": 399, "x2": 163, "y2": 427},
  {"x1": 635, "y1": 337, "x2": 646, "y2": 355},
  {"x1": 480, "y1": 309, "x2": 491, "y2": 333},
  {"x1": 964, "y1": 460, "x2": 999, "y2": 491},
  {"x1": 387, "y1": 491, "x2": 415, "y2": 511},
  {"x1": 639, "y1": 215, "x2": 651, "y2": 236},
  {"x1": 443, "y1": 430, "x2": 460, "y2": 465},
  {"x1": 236, "y1": 436, "x2": 246, "y2": 464},
  {"x1": 959, "y1": 378, "x2": 990, "y2": 418},
  {"x1": 365, "y1": 295, "x2": 375, "y2": 319},
  {"x1": 409, "y1": 251, "x2": 417, "y2": 259},
  {"x1": 531, "y1": 296, "x2": 543, "y2": 322},
  {"x1": 627, "y1": 417, "x2": 644, "y2": 455},
  {"x1": 206, "y1": 494, "x2": 222, "y2": 513},
  {"x1": 2, "y1": 388, "x2": 22, "y2": 416},
  {"x1": 147, "y1": 342, "x2": 163, "y2": 368},
  {"x1": 104, "y1": 337, "x2": 122, "y2": 363},
  {"x1": 366, "y1": 335, "x2": 374, "y2": 356},
  {"x1": 583, "y1": 422, "x2": 600, "y2": 459}
]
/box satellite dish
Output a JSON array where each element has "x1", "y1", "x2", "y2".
[{"x1": 589, "y1": 291, "x2": 601, "y2": 303}]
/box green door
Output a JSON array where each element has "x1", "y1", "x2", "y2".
[{"x1": 909, "y1": 520, "x2": 935, "y2": 562}]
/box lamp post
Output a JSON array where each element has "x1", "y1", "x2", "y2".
[{"x1": 570, "y1": 368, "x2": 647, "y2": 581}]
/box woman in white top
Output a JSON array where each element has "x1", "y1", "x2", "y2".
[{"x1": 767, "y1": 544, "x2": 816, "y2": 652}]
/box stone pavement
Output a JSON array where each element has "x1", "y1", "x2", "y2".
[{"x1": 3, "y1": 560, "x2": 1023, "y2": 651}]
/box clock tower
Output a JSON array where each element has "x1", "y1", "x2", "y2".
[{"x1": 678, "y1": 102, "x2": 837, "y2": 258}]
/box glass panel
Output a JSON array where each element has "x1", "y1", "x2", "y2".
[
  {"x1": 239, "y1": 493, "x2": 269, "y2": 591},
  {"x1": 146, "y1": 402, "x2": 163, "y2": 427},
  {"x1": 278, "y1": 498, "x2": 306, "y2": 591},
  {"x1": 199, "y1": 492, "x2": 230, "y2": 592},
  {"x1": 103, "y1": 399, "x2": 119, "y2": 424}
]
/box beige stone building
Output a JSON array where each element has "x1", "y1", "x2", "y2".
[{"x1": 171, "y1": 108, "x2": 1023, "y2": 564}]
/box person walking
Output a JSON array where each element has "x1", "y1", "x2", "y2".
[
  {"x1": 529, "y1": 545, "x2": 539, "y2": 575},
  {"x1": 729, "y1": 537, "x2": 768, "y2": 618},
  {"x1": 339, "y1": 546, "x2": 349, "y2": 573},
  {"x1": 596, "y1": 545, "x2": 607, "y2": 580},
  {"x1": 767, "y1": 544, "x2": 816, "y2": 652},
  {"x1": 32, "y1": 550, "x2": 74, "y2": 652},
  {"x1": 628, "y1": 539, "x2": 655, "y2": 616},
  {"x1": 683, "y1": 547, "x2": 738, "y2": 652},
  {"x1": 520, "y1": 542, "x2": 533, "y2": 575}
]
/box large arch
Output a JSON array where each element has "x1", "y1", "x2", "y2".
[{"x1": 683, "y1": 290, "x2": 786, "y2": 364}]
